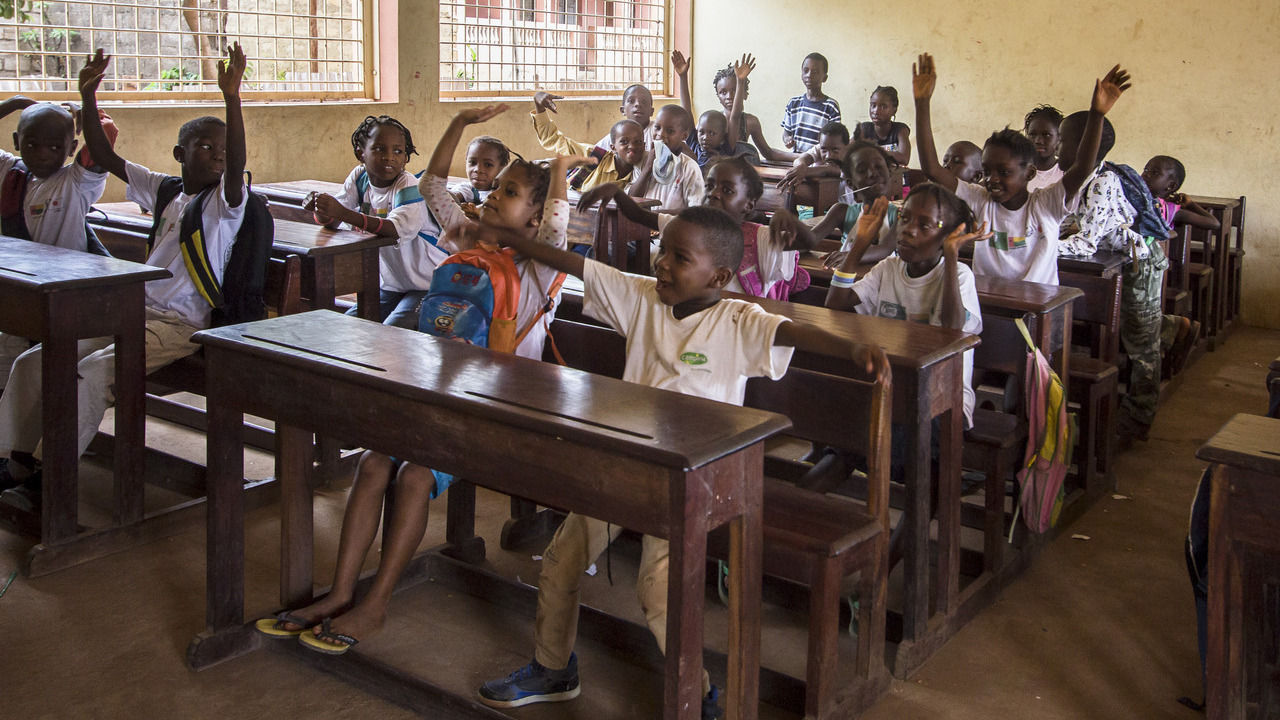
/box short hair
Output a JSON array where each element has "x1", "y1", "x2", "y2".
[
  {"x1": 1023, "y1": 104, "x2": 1064, "y2": 131},
  {"x1": 803, "y1": 52, "x2": 829, "y2": 74},
  {"x1": 622, "y1": 83, "x2": 650, "y2": 102},
  {"x1": 1062, "y1": 111, "x2": 1116, "y2": 162},
  {"x1": 841, "y1": 140, "x2": 894, "y2": 179},
  {"x1": 1152, "y1": 154, "x2": 1187, "y2": 191},
  {"x1": 983, "y1": 128, "x2": 1037, "y2": 167},
  {"x1": 609, "y1": 119, "x2": 642, "y2": 144},
  {"x1": 15, "y1": 103, "x2": 74, "y2": 138},
  {"x1": 350, "y1": 115, "x2": 418, "y2": 161},
  {"x1": 177, "y1": 116, "x2": 226, "y2": 147},
  {"x1": 820, "y1": 121, "x2": 850, "y2": 144},
  {"x1": 657, "y1": 104, "x2": 691, "y2": 132},
  {"x1": 467, "y1": 135, "x2": 510, "y2": 167},
  {"x1": 675, "y1": 205, "x2": 744, "y2": 271},
  {"x1": 709, "y1": 156, "x2": 764, "y2": 201},
  {"x1": 871, "y1": 86, "x2": 899, "y2": 108},
  {"x1": 948, "y1": 140, "x2": 982, "y2": 158},
  {"x1": 698, "y1": 110, "x2": 728, "y2": 131},
  {"x1": 505, "y1": 154, "x2": 552, "y2": 207},
  {"x1": 904, "y1": 182, "x2": 977, "y2": 236}
]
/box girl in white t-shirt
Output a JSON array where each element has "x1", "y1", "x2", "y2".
[{"x1": 306, "y1": 115, "x2": 444, "y2": 329}]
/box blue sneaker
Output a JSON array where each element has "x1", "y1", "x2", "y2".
[
  {"x1": 703, "y1": 684, "x2": 724, "y2": 719},
  {"x1": 478, "y1": 653, "x2": 581, "y2": 708}
]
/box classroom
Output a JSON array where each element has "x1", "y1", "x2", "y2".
[{"x1": 1, "y1": 0, "x2": 1278, "y2": 718}]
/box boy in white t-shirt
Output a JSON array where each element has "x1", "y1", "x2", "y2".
[
  {"x1": 0, "y1": 47, "x2": 248, "y2": 508},
  {"x1": 912, "y1": 52, "x2": 1131, "y2": 285},
  {"x1": 628, "y1": 104, "x2": 705, "y2": 212},
  {"x1": 474, "y1": 205, "x2": 889, "y2": 717}
]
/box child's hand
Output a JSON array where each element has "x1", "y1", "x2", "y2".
[
  {"x1": 734, "y1": 53, "x2": 755, "y2": 81},
  {"x1": 1090, "y1": 64, "x2": 1131, "y2": 115},
  {"x1": 576, "y1": 183, "x2": 620, "y2": 213},
  {"x1": 853, "y1": 196, "x2": 889, "y2": 246},
  {"x1": 552, "y1": 154, "x2": 598, "y2": 174},
  {"x1": 458, "y1": 104, "x2": 510, "y2": 125},
  {"x1": 217, "y1": 42, "x2": 246, "y2": 97},
  {"x1": 912, "y1": 53, "x2": 936, "y2": 101},
  {"x1": 853, "y1": 343, "x2": 892, "y2": 384},
  {"x1": 782, "y1": 132, "x2": 795, "y2": 150},
  {"x1": 769, "y1": 209, "x2": 806, "y2": 251},
  {"x1": 79, "y1": 49, "x2": 111, "y2": 94},
  {"x1": 459, "y1": 202, "x2": 480, "y2": 221},
  {"x1": 533, "y1": 92, "x2": 562, "y2": 114},
  {"x1": 671, "y1": 49, "x2": 691, "y2": 76},
  {"x1": 310, "y1": 193, "x2": 343, "y2": 220},
  {"x1": 59, "y1": 101, "x2": 82, "y2": 135},
  {"x1": 822, "y1": 250, "x2": 849, "y2": 270},
  {"x1": 1170, "y1": 192, "x2": 1188, "y2": 205},
  {"x1": 777, "y1": 166, "x2": 805, "y2": 190},
  {"x1": 441, "y1": 219, "x2": 487, "y2": 253},
  {"x1": 943, "y1": 221, "x2": 992, "y2": 257}
]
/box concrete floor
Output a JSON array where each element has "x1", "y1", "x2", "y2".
[{"x1": 2, "y1": 326, "x2": 1278, "y2": 719}]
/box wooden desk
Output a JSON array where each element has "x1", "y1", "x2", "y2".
[
  {"x1": 1056, "y1": 249, "x2": 1130, "y2": 279},
  {"x1": 186, "y1": 311, "x2": 790, "y2": 720},
  {"x1": 756, "y1": 163, "x2": 843, "y2": 216},
  {"x1": 92, "y1": 202, "x2": 392, "y2": 320},
  {"x1": 1196, "y1": 413, "x2": 1280, "y2": 720},
  {"x1": 255, "y1": 179, "x2": 345, "y2": 224},
  {"x1": 973, "y1": 275, "x2": 1082, "y2": 381},
  {"x1": 0, "y1": 237, "x2": 170, "y2": 575},
  {"x1": 1187, "y1": 195, "x2": 1243, "y2": 346}
]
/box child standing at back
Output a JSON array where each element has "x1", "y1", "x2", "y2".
[
  {"x1": 474, "y1": 203, "x2": 889, "y2": 718},
  {"x1": 306, "y1": 115, "x2": 444, "y2": 330},
  {"x1": 254, "y1": 104, "x2": 588, "y2": 654},
  {"x1": 781, "y1": 52, "x2": 841, "y2": 153},
  {"x1": 853, "y1": 86, "x2": 911, "y2": 167},
  {"x1": 704, "y1": 54, "x2": 795, "y2": 164},
  {"x1": 914, "y1": 52, "x2": 1131, "y2": 285},
  {"x1": 1023, "y1": 105, "x2": 1064, "y2": 192}
]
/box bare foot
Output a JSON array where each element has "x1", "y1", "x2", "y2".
[
  {"x1": 309, "y1": 601, "x2": 386, "y2": 647},
  {"x1": 278, "y1": 593, "x2": 354, "y2": 632}
]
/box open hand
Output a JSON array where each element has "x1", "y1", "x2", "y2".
[
  {"x1": 854, "y1": 196, "x2": 889, "y2": 245},
  {"x1": 943, "y1": 221, "x2": 992, "y2": 257},
  {"x1": 533, "y1": 92, "x2": 562, "y2": 114},
  {"x1": 912, "y1": 53, "x2": 936, "y2": 101},
  {"x1": 217, "y1": 42, "x2": 246, "y2": 97},
  {"x1": 576, "y1": 183, "x2": 621, "y2": 213},
  {"x1": 552, "y1": 154, "x2": 598, "y2": 173},
  {"x1": 671, "y1": 49, "x2": 690, "y2": 76},
  {"x1": 821, "y1": 250, "x2": 848, "y2": 270},
  {"x1": 79, "y1": 49, "x2": 111, "y2": 94},
  {"x1": 854, "y1": 343, "x2": 892, "y2": 384},
  {"x1": 777, "y1": 166, "x2": 805, "y2": 190},
  {"x1": 734, "y1": 53, "x2": 755, "y2": 81},
  {"x1": 1091, "y1": 64, "x2": 1131, "y2": 115},
  {"x1": 769, "y1": 209, "x2": 806, "y2": 251},
  {"x1": 458, "y1": 104, "x2": 510, "y2": 125}
]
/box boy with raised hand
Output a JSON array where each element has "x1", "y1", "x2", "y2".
[
  {"x1": 539, "y1": 84, "x2": 655, "y2": 152},
  {"x1": 781, "y1": 52, "x2": 841, "y2": 153},
  {"x1": 472, "y1": 203, "x2": 888, "y2": 719},
  {"x1": 0, "y1": 45, "x2": 247, "y2": 509},
  {"x1": 913, "y1": 52, "x2": 1131, "y2": 285},
  {"x1": 529, "y1": 90, "x2": 646, "y2": 192}
]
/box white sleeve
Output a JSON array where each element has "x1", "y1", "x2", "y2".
[
  {"x1": 582, "y1": 258, "x2": 647, "y2": 338},
  {"x1": 732, "y1": 302, "x2": 794, "y2": 380},
  {"x1": 1033, "y1": 178, "x2": 1070, "y2": 220},
  {"x1": 754, "y1": 224, "x2": 795, "y2": 284},
  {"x1": 957, "y1": 264, "x2": 983, "y2": 335},
  {"x1": 681, "y1": 156, "x2": 705, "y2": 206},
  {"x1": 123, "y1": 161, "x2": 167, "y2": 212},
  {"x1": 954, "y1": 180, "x2": 990, "y2": 217},
  {"x1": 0, "y1": 151, "x2": 16, "y2": 180},
  {"x1": 849, "y1": 258, "x2": 887, "y2": 315},
  {"x1": 534, "y1": 197, "x2": 570, "y2": 249},
  {"x1": 656, "y1": 212, "x2": 675, "y2": 232},
  {"x1": 333, "y1": 166, "x2": 361, "y2": 211},
  {"x1": 419, "y1": 173, "x2": 465, "y2": 230},
  {"x1": 65, "y1": 160, "x2": 108, "y2": 206}
]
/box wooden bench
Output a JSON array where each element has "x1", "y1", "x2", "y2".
[{"x1": 1060, "y1": 272, "x2": 1121, "y2": 498}]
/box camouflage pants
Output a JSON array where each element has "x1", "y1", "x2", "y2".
[{"x1": 1120, "y1": 241, "x2": 1169, "y2": 425}]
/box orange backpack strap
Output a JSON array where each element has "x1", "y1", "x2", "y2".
[{"x1": 512, "y1": 270, "x2": 568, "y2": 353}]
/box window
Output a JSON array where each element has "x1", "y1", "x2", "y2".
[
  {"x1": 0, "y1": 0, "x2": 375, "y2": 101},
  {"x1": 439, "y1": 0, "x2": 669, "y2": 99}
]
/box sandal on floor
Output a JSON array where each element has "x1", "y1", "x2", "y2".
[
  {"x1": 298, "y1": 617, "x2": 359, "y2": 655},
  {"x1": 254, "y1": 612, "x2": 316, "y2": 638}
]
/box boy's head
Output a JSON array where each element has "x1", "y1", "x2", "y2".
[
  {"x1": 350, "y1": 115, "x2": 416, "y2": 186},
  {"x1": 465, "y1": 135, "x2": 510, "y2": 192},
  {"x1": 653, "y1": 205, "x2": 742, "y2": 307},
  {"x1": 801, "y1": 53, "x2": 828, "y2": 93},
  {"x1": 1022, "y1": 105, "x2": 1063, "y2": 164},
  {"x1": 1142, "y1": 155, "x2": 1186, "y2": 199},
  {"x1": 620, "y1": 84, "x2": 654, "y2": 128},
  {"x1": 942, "y1": 140, "x2": 983, "y2": 183},
  {"x1": 1055, "y1": 110, "x2": 1115, "y2": 173},
  {"x1": 816, "y1": 121, "x2": 849, "y2": 164},
  {"x1": 980, "y1": 129, "x2": 1037, "y2": 204},
  {"x1": 868, "y1": 86, "x2": 899, "y2": 124},
  {"x1": 479, "y1": 156, "x2": 550, "y2": 234},
  {"x1": 174, "y1": 115, "x2": 229, "y2": 190},
  {"x1": 609, "y1": 119, "x2": 646, "y2": 168},
  {"x1": 652, "y1": 104, "x2": 691, "y2": 153},
  {"x1": 14, "y1": 103, "x2": 77, "y2": 179},
  {"x1": 703, "y1": 156, "x2": 763, "y2": 221},
  {"x1": 697, "y1": 110, "x2": 730, "y2": 154},
  {"x1": 714, "y1": 65, "x2": 746, "y2": 112},
  {"x1": 841, "y1": 141, "x2": 892, "y2": 201}
]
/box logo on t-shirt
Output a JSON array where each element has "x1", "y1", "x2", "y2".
[
  {"x1": 877, "y1": 301, "x2": 907, "y2": 320},
  {"x1": 680, "y1": 352, "x2": 708, "y2": 366},
  {"x1": 991, "y1": 231, "x2": 1027, "y2": 251}
]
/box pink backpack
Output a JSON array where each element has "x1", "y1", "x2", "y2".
[
  {"x1": 735, "y1": 221, "x2": 810, "y2": 301},
  {"x1": 1011, "y1": 318, "x2": 1076, "y2": 535}
]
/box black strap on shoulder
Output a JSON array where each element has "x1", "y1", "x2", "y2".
[
  {"x1": 1, "y1": 160, "x2": 32, "y2": 241},
  {"x1": 145, "y1": 175, "x2": 185, "y2": 254}
]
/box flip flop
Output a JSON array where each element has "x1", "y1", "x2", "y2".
[
  {"x1": 254, "y1": 612, "x2": 316, "y2": 638},
  {"x1": 298, "y1": 617, "x2": 359, "y2": 655}
]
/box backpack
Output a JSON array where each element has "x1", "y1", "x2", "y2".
[
  {"x1": 148, "y1": 173, "x2": 274, "y2": 327},
  {"x1": 1011, "y1": 316, "x2": 1077, "y2": 536},
  {"x1": 735, "y1": 221, "x2": 810, "y2": 301},
  {"x1": 1104, "y1": 161, "x2": 1170, "y2": 240},
  {"x1": 0, "y1": 160, "x2": 112, "y2": 256}
]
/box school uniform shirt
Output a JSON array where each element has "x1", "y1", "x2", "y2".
[
  {"x1": 654, "y1": 214, "x2": 797, "y2": 297},
  {"x1": 333, "y1": 166, "x2": 444, "y2": 294},
  {"x1": 420, "y1": 173, "x2": 569, "y2": 361},
  {"x1": 1026, "y1": 163, "x2": 1064, "y2": 193},
  {"x1": 0, "y1": 150, "x2": 107, "y2": 251},
  {"x1": 1059, "y1": 168, "x2": 1150, "y2": 259},
  {"x1": 852, "y1": 255, "x2": 982, "y2": 427},
  {"x1": 125, "y1": 162, "x2": 245, "y2": 328},
  {"x1": 640, "y1": 149, "x2": 704, "y2": 210},
  {"x1": 531, "y1": 111, "x2": 633, "y2": 192},
  {"x1": 582, "y1": 259, "x2": 794, "y2": 406},
  {"x1": 956, "y1": 179, "x2": 1069, "y2": 286},
  {"x1": 780, "y1": 96, "x2": 841, "y2": 153}
]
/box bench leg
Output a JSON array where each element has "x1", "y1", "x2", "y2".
[{"x1": 805, "y1": 557, "x2": 841, "y2": 718}]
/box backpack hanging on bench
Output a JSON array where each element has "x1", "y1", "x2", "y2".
[
  {"x1": 0, "y1": 160, "x2": 112, "y2": 256},
  {"x1": 147, "y1": 173, "x2": 274, "y2": 327},
  {"x1": 1012, "y1": 316, "x2": 1077, "y2": 535}
]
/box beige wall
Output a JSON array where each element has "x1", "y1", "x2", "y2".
[{"x1": 690, "y1": 0, "x2": 1280, "y2": 329}]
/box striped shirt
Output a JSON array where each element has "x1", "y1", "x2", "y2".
[{"x1": 780, "y1": 96, "x2": 841, "y2": 152}]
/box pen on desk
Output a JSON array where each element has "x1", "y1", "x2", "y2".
[{"x1": 0, "y1": 570, "x2": 16, "y2": 598}]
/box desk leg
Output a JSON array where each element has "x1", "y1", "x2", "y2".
[
  {"x1": 112, "y1": 285, "x2": 147, "y2": 526},
  {"x1": 358, "y1": 248, "x2": 380, "y2": 321},
  {"x1": 309, "y1": 256, "x2": 337, "y2": 312},
  {"x1": 40, "y1": 296, "x2": 79, "y2": 544},
  {"x1": 278, "y1": 423, "x2": 314, "y2": 609},
  {"x1": 666, "y1": 471, "x2": 711, "y2": 720},
  {"x1": 1207, "y1": 463, "x2": 1244, "y2": 720},
  {"x1": 725, "y1": 448, "x2": 762, "y2": 720},
  {"x1": 935, "y1": 402, "x2": 961, "y2": 616},
  {"x1": 901, "y1": 382, "x2": 931, "y2": 643}
]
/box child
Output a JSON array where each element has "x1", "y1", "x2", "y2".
[
  {"x1": 449, "y1": 135, "x2": 508, "y2": 205},
  {"x1": 708, "y1": 54, "x2": 794, "y2": 164},
  {"x1": 1141, "y1": 155, "x2": 1220, "y2": 232},
  {"x1": 474, "y1": 203, "x2": 889, "y2": 717},
  {"x1": 628, "y1": 104, "x2": 705, "y2": 211},
  {"x1": 669, "y1": 51, "x2": 737, "y2": 167},
  {"x1": 529, "y1": 91, "x2": 645, "y2": 192},
  {"x1": 547, "y1": 83, "x2": 654, "y2": 151},
  {"x1": 255, "y1": 105, "x2": 586, "y2": 653},
  {"x1": 306, "y1": 115, "x2": 443, "y2": 330},
  {"x1": 1023, "y1": 105, "x2": 1064, "y2": 192},
  {"x1": 778, "y1": 120, "x2": 848, "y2": 191},
  {"x1": 941, "y1": 140, "x2": 983, "y2": 183},
  {"x1": 0, "y1": 46, "x2": 246, "y2": 507},
  {"x1": 853, "y1": 86, "x2": 911, "y2": 167},
  {"x1": 913, "y1": 52, "x2": 1130, "y2": 285},
  {"x1": 581, "y1": 156, "x2": 814, "y2": 299},
  {"x1": 781, "y1": 52, "x2": 841, "y2": 153},
  {"x1": 810, "y1": 141, "x2": 900, "y2": 268}
]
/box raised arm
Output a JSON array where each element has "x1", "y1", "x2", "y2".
[
  {"x1": 727, "y1": 54, "x2": 754, "y2": 151},
  {"x1": 217, "y1": 42, "x2": 247, "y2": 208},
  {"x1": 452, "y1": 217, "x2": 586, "y2": 279},
  {"x1": 77, "y1": 50, "x2": 127, "y2": 181},
  {"x1": 671, "y1": 50, "x2": 693, "y2": 117},
  {"x1": 1061, "y1": 65, "x2": 1131, "y2": 200},
  {"x1": 911, "y1": 53, "x2": 957, "y2": 192},
  {"x1": 824, "y1": 196, "x2": 887, "y2": 310},
  {"x1": 0, "y1": 95, "x2": 36, "y2": 121},
  {"x1": 774, "y1": 320, "x2": 891, "y2": 383},
  {"x1": 576, "y1": 182, "x2": 660, "y2": 230},
  {"x1": 427, "y1": 104, "x2": 510, "y2": 180}
]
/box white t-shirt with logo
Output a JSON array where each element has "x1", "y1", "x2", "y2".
[
  {"x1": 582, "y1": 259, "x2": 794, "y2": 405},
  {"x1": 0, "y1": 150, "x2": 107, "y2": 251},
  {"x1": 957, "y1": 179, "x2": 1069, "y2": 285},
  {"x1": 333, "y1": 166, "x2": 445, "y2": 294},
  {"x1": 852, "y1": 254, "x2": 982, "y2": 427}
]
